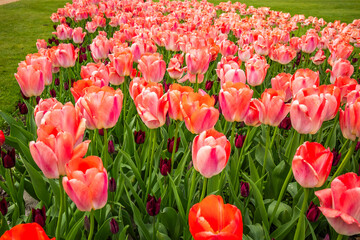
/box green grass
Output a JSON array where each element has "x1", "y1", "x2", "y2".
[{"x1": 0, "y1": 0, "x2": 359, "y2": 119}]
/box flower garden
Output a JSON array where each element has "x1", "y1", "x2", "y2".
[{"x1": 1, "y1": 0, "x2": 360, "y2": 239}]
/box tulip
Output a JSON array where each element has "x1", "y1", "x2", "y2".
[
  {"x1": 19, "y1": 103, "x2": 28, "y2": 114},
  {"x1": 108, "y1": 140, "x2": 115, "y2": 154},
  {"x1": 138, "y1": 53, "x2": 166, "y2": 83},
  {"x1": 0, "y1": 130, "x2": 5, "y2": 146},
  {"x1": 109, "y1": 177, "x2": 116, "y2": 193},
  {"x1": 84, "y1": 216, "x2": 90, "y2": 231},
  {"x1": 279, "y1": 116, "x2": 292, "y2": 130},
  {"x1": 234, "y1": 134, "x2": 246, "y2": 149},
  {"x1": 53, "y1": 24, "x2": 72, "y2": 40},
  {"x1": 0, "y1": 223, "x2": 55, "y2": 240},
  {"x1": 15, "y1": 63, "x2": 45, "y2": 98},
  {"x1": 25, "y1": 54, "x2": 52, "y2": 86},
  {"x1": 34, "y1": 98, "x2": 63, "y2": 127},
  {"x1": 319, "y1": 85, "x2": 341, "y2": 121},
  {"x1": 269, "y1": 44, "x2": 296, "y2": 65},
  {"x1": 219, "y1": 40, "x2": 238, "y2": 57},
  {"x1": 254, "y1": 34, "x2": 272, "y2": 56},
  {"x1": 290, "y1": 87, "x2": 326, "y2": 134},
  {"x1": 292, "y1": 141, "x2": 333, "y2": 188},
  {"x1": 291, "y1": 68, "x2": 320, "y2": 96},
  {"x1": 70, "y1": 79, "x2": 95, "y2": 102},
  {"x1": 146, "y1": 195, "x2": 161, "y2": 216},
  {"x1": 160, "y1": 157, "x2": 171, "y2": 176},
  {"x1": 135, "y1": 84, "x2": 168, "y2": 129},
  {"x1": 76, "y1": 86, "x2": 123, "y2": 130},
  {"x1": 63, "y1": 156, "x2": 108, "y2": 211},
  {"x1": 245, "y1": 54, "x2": 269, "y2": 86},
  {"x1": 216, "y1": 58, "x2": 246, "y2": 85},
  {"x1": 2, "y1": 148, "x2": 15, "y2": 169},
  {"x1": 301, "y1": 31, "x2": 319, "y2": 54},
  {"x1": 72, "y1": 27, "x2": 86, "y2": 44},
  {"x1": 180, "y1": 92, "x2": 219, "y2": 134},
  {"x1": 306, "y1": 202, "x2": 321, "y2": 222},
  {"x1": 167, "y1": 57, "x2": 185, "y2": 80},
  {"x1": 339, "y1": 98, "x2": 360, "y2": 141},
  {"x1": 219, "y1": 82, "x2": 253, "y2": 122},
  {"x1": 32, "y1": 206, "x2": 46, "y2": 227},
  {"x1": 331, "y1": 149, "x2": 341, "y2": 166},
  {"x1": 111, "y1": 48, "x2": 133, "y2": 77},
  {"x1": 244, "y1": 99, "x2": 261, "y2": 127},
  {"x1": 36, "y1": 39, "x2": 47, "y2": 50},
  {"x1": 326, "y1": 59, "x2": 354, "y2": 84},
  {"x1": 90, "y1": 34, "x2": 111, "y2": 62},
  {"x1": 189, "y1": 195, "x2": 243, "y2": 240},
  {"x1": 334, "y1": 76, "x2": 357, "y2": 102},
  {"x1": 0, "y1": 198, "x2": 7, "y2": 216},
  {"x1": 192, "y1": 129, "x2": 231, "y2": 178},
  {"x1": 253, "y1": 89, "x2": 290, "y2": 127},
  {"x1": 55, "y1": 43, "x2": 78, "y2": 68},
  {"x1": 110, "y1": 218, "x2": 119, "y2": 234},
  {"x1": 167, "y1": 137, "x2": 180, "y2": 153},
  {"x1": 238, "y1": 44, "x2": 254, "y2": 62},
  {"x1": 311, "y1": 49, "x2": 326, "y2": 65},
  {"x1": 185, "y1": 48, "x2": 211, "y2": 75},
  {"x1": 315, "y1": 172, "x2": 360, "y2": 236},
  {"x1": 134, "y1": 130, "x2": 145, "y2": 144},
  {"x1": 167, "y1": 83, "x2": 193, "y2": 121},
  {"x1": 240, "y1": 181, "x2": 249, "y2": 197},
  {"x1": 271, "y1": 73, "x2": 292, "y2": 102}
]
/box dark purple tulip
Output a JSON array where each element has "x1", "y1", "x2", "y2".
[
  {"x1": 108, "y1": 140, "x2": 115, "y2": 154},
  {"x1": 205, "y1": 80, "x2": 214, "y2": 91},
  {"x1": 0, "y1": 198, "x2": 7, "y2": 216},
  {"x1": 50, "y1": 89, "x2": 56, "y2": 98},
  {"x1": 109, "y1": 177, "x2": 116, "y2": 192},
  {"x1": 54, "y1": 39, "x2": 60, "y2": 46},
  {"x1": 146, "y1": 195, "x2": 161, "y2": 216},
  {"x1": 234, "y1": 134, "x2": 246, "y2": 149},
  {"x1": 3, "y1": 148, "x2": 15, "y2": 168},
  {"x1": 48, "y1": 38, "x2": 53, "y2": 44},
  {"x1": 167, "y1": 137, "x2": 180, "y2": 154},
  {"x1": 213, "y1": 94, "x2": 219, "y2": 105},
  {"x1": 32, "y1": 206, "x2": 46, "y2": 227},
  {"x1": 80, "y1": 46, "x2": 86, "y2": 53},
  {"x1": 306, "y1": 201, "x2": 321, "y2": 222},
  {"x1": 352, "y1": 58, "x2": 358, "y2": 64},
  {"x1": 355, "y1": 142, "x2": 360, "y2": 152},
  {"x1": 64, "y1": 82, "x2": 69, "y2": 91},
  {"x1": 104, "y1": 60, "x2": 109, "y2": 65},
  {"x1": 160, "y1": 158, "x2": 171, "y2": 176},
  {"x1": 36, "y1": 96, "x2": 41, "y2": 104},
  {"x1": 98, "y1": 129, "x2": 104, "y2": 136},
  {"x1": 54, "y1": 78, "x2": 60, "y2": 86},
  {"x1": 19, "y1": 103, "x2": 28, "y2": 115},
  {"x1": 331, "y1": 149, "x2": 341, "y2": 166},
  {"x1": 134, "y1": 130, "x2": 145, "y2": 145},
  {"x1": 87, "y1": 45, "x2": 91, "y2": 51},
  {"x1": 53, "y1": 25, "x2": 57, "y2": 30},
  {"x1": 279, "y1": 117, "x2": 292, "y2": 130},
  {"x1": 163, "y1": 79, "x2": 170, "y2": 92},
  {"x1": 240, "y1": 181, "x2": 249, "y2": 197},
  {"x1": 84, "y1": 215, "x2": 90, "y2": 231},
  {"x1": 110, "y1": 218, "x2": 119, "y2": 234}
]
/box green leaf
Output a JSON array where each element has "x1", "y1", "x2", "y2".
[
  {"x1": 168, "y1": 175, "x2": 186, "y2": 225},
  {"x1": 120, "y1": 149, "x2": 146, "y2": 194},
  {"x1": 119, "y1": 225, "x2": 129, "y2": 240},
  {"x1": 66, "y1": 217, "x2": 84, "y2": 240},
  {"x1": 0, "y1": 211, "x2": 9, "y2": 235},
  {"x1": 94, "y1": 218, "x2": 111, "y2": 240},
  {"x1": 160, "y1": 207, "x2": 182, "y2": 240}
]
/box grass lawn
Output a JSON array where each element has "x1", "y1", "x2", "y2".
[{"x1": 0, "y1": 0, "x2": 359, "y2": 121}]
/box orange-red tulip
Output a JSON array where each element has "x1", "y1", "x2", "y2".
[
  {"x1": 168, "y1": 83, "x2": 193, "y2": 121},
  {"x1": 0, "y1": 223, "x2": 54, "y2": 240}
]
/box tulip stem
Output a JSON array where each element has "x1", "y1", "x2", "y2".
[
  {"x1": 186, "y1": 169, "x2": 197, "y2": 217},
  {"x1": 88, "y1": 210, "x2": 94, "y2": 240},
  {"x1": 324, "y1": 113, "x2": 339, "y2": 148},
  {"x1": 336, "y1": 234, "x2": 343, "y2": 240},
  {"x1": 230, "y1": 122, "x2": 236, "y2": 149},
  {"x1": 152, "y1": 216, "x2": 156, "y2": 240},
  {"x1": 103, "y1": 128, "x2": 108, "y2": 169},
  {"x1": 294, "y1": 188, "x2": 309, "y2": 240},
  {"x1": 269, "y1": 168, "x2": 293, "y2": 228},
  {"x1": 122, "y1": 77, "x2": 128, "y2": 124},
  {"x1": 92, "y1": 129, "x2": 97, "y2": 156},
  {"x1": 235, "y1": 127, "x2": 251, "y2": 180},
  {"x1": 195, "y1": 74, "x2": 199, "y2": 93},
  {"x1": 56, "y1": 176, "x2": 64, "y2": 240},
  {"x1": 328, "y1": 140, "x2": 357, "y2": 187},
  {"x1": 269, "y1": 127, "x2": 278, "y2": 149},
  {"x1": 261, "y1": 126, "x2": 271, "y2": 191},
  {"x1": 144, "y1": 129, "x2": 156, "y2": 203},
  {"x1": 171, "y1": 121, "x2": 180, "y2": 176},
  {"x1": 200, "y1": 177, "x2": 208, "y2": 201}
]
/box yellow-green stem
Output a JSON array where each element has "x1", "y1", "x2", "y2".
[
  {"x1": 56, "y1": 176, "x2": 64, "y2": 240},
  {"x1": 170, "y1": 121, "x2": 180, "y2": 176},
  {"x1": 88, "y1": 210, "x2": 94, "y2": 240},
  {"x1": 200, "y1": 177, "x2": 208, "y2": 201},
  {"x1": 293, "y1": 188, "x2": 309, "y2": 240}
]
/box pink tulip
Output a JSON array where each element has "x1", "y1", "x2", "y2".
[
  {"x1": 219, "y1": 82, "x2": 253, "y2": 122},
  {"x1": 161, "y1": 31, "x2": 180, "y2": 52},
  {"x1": 253, "y1": 89, "x2": 291, "y2": 126},
  {"x1": 310, "y1": 49, "x2": 326, "y2": 65},
  {"x1": 53, "y1": 24, "x2": 73, "y2": 40},
  {"x1": 90, "y1": 33, "x2": 111, "y2": 62},
  {"x1": 269, "y1": 44, "x2": 296, "y2": 65},
  {"x1": 192, "y1": 129, "x2": 231, "y2": 178},
  {"x1": 55, "y1": 43, "x2": 78, "y2": 68},
  {"x1": 291, "y1": 68, "x2": 319, "y2": 96},
  {"x1": 138, "y1": 53, "x2": 166, "y2": 83},
  {"x1": 319, "y1": 85, "x2": 341, "y2": 121},
  {"x1": 216, "y1": 56, "x2": 245, "y2": 85},
  {"x1": 334, "y1": 76, "x2": 358, "y2": 102},
  {"x1": 76, "y1": 86, "x2": 123, "y2": 130},
  {"x1": 134, "y1": 84, "x2": 169, "y2": 129},
  {"x1": 112, "y1": 48, "x2": 133, "y2": 77},
  {"x1": 290, "y1": 37, "x2": 301, "y2": 52},
  {"x1": 34, "y1": 98, "x2": 63, "y2": 127},
  {"x1": 167, "y1": 57, "x2": 185, "y2": 80},
  {"x1": 85, "y1": 21, "x2": 97, "y2": 33},
  {"x1": 219, "y1": 40, "x2": 238, "y2": 57},
  {"x1": 238, "y1": 44, "x2": 254, "y2": 62},
  {"x1": 15, "y1": 63, "x2": 44, "y2": 97},
  {"x1": 292, "y1": 141, "x2": 333, "y2": 188},
  {"x1": 25, "y1": 54, "x2": 52, "y2": 86},
  {"x1": 185, "y1": 48, "x2": 211, "y2": 75},
  {"x1": 290, "y1": 87, "x2": 326, "y2": 134},
  {"x1": 72, "y1": 27, "x2": 86, "y2": 44},
  {"x1": 271, "y1": 73, "x2": 292, "y2": 102},
  {"x1": 326, "y1": 59, "x2": 354, "y2": 84},
  {"x1": 315, "y1": 172, "x2": 360, "y2": 236},
  {"x1": 244, "y1": 99, "x2": 261, "y2": 127},
  {"x1": 36, "y1": 39, "x2": 47, "y2": 50},
  {"x1": 339, "y1": 97, "x2": 360, "y2": 141},
  {"x1": 253, "y1": 34, "x2": 272, "y2": 56},
  {"x1": 63, "y1": 156, "x2": 108, "y2": 211},
  {"x1": 245, "y1": 54, "x2": 270, "y2": 86},
  {"x1": 301, "y1": 31, "x2": 319, "y2": 54}
]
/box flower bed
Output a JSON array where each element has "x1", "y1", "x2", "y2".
[{"x1": 1, "y1": 0, "x2": 360, "y2": 239}]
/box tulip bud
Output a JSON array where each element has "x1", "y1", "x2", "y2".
[
  {"x1": 52, "y1": 25, "x2": 57, "y2": 30},
  {"x1": 167, "y1": 137, "x2": 180, "y2": 154},
  {"x1": 331, "y1": 149, "x2": 341, "y2": 166},
  {"x1": 50, "y1": 89, "x2": 56, "y2": 98},
  {"x1": 19, "y1": 103, "x2": 28, "y2": 114},
  {"x1": 352, "y1": 58, "x2": 358, "y2": 64},
  {"x1": 0, "y1": 198, "x2": 8, "y2": 216},
  {"x1": 240, "y1": 181, "x2": 249, "y2": 197},
  {"x1": 3, "y1": 148, "x2": 15, "y2": 168},
  {"x1": 84, "y1": 216, "x2": 90, "y2": 231},
  {"x1": 234, "y1": 134, "x2": 246, "y2": 149},
  {"x1": 134, "y1": 130, "x2": 145, "y2": 145},
  {"x1": 98, "y1": 129, "x2": 104, "y2": 136},
  {"x1": 0, "y1": 130, "x2": 5, "y2": 146},
  {"x1": 279, "y1": 116, "x2": 292, "y2": 130},
  {"x1": 54, "y1": 78, "x2": 60, "y2": 86},
  {"x1": 205, "y1": 80, "x2": 214, "y2": 91},
  {"x1": 54, "y1": 39, "x2": 59, "y2": 45},
  {"x1": 108, "y1": 140, "x2": 115, "y2": 154},
  {"x1": 213, "y1": 94, "x2": 219, "y2": 105},
  {"x1": 36, "y1": 96, "x2": 41, "y2": 104},
  {"x1": 48, "y1": 38, "x2": 53, "y2": 44},
  {"x1": 323, "y1": 234, "x2": 330, "y2": 240},
  {"x1": 306, "y1": 201, "x2": 321, "y2": 222},
  {"x1": 64, "y1": 82, "x2": 69, "y2": 91},
  {"x1": 355, "y1": 142, "x2": 360, "y2": 152},
  {"x1": 109, "y1": 177, "x2": 116, "y2": 192},
  {"x1": 110, "y1": 218, "x2": 119, "y2": 234},
  {"x1": 80, "y1": 47, "x2": 86, "y2": 53},
  {"x1": 32, "y1": 206, "x2": 46, "y2": 227},
  {"x1": 146, "y1": 195, "x2": 161, "y2": 216},
  {"x1": 160, "y1": 158, "x2": 171, "y2": 176},
  {"x1": 163, "y1": 79, "x2": 170, "y2": 92}
]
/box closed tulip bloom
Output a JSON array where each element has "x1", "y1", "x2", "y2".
[
  {"x1": 326, "y1": 59, "x2": 354, "y2": 84},
  {"x1": 76, "y1": 86, "x2": 123, "y2": 130},
  {"x1": 15, "y1": 63, "x2": 44, "y2": 98},
  {"x1": 290, "y1": 87, "x2": 326, "y2": 134},
  {"x1": 291, "y1": 68, "x2": 320, "y2": 96},
  {"x1": 219, "y1": 82, "x2": 253, "y2": 122},
  {"x1": 245, "y1": 54, "x2": 270, "y2": 87},
  {"x1": 253, "y1": 34, "x2": 272, "y2": 56},
  {"x1": 180, "y1": 92, "x2": 219, "y2": 134},
  {"x1": 0, "y1": 130, "x2": 4, "y2": 147},
  {"x1": 238, "y1": 44, "x2": 254, "y2": 62},
  {"x1": 339, "y1": 98, "x2": 360, "y2": 141},
  {"x1": 253, "y1": 89, "x2": 291, "y2": 127},
  {"x1": 138, "y1": 53, "x2": 166, "y2": 83},
  {"x1": 0, "y1": 223, "x2": 55, "y2": 240},
  {"x1": 129, "y1": 78, "x2": 162, "y2": 100},
  {"x1": 36, "y1": 39, "x2": 47, "y2": 50},
  {"x1": 112, "y1": 48, "x2": 133, "y2": 77},
  {"x1": 270, "y1": 44, "x2": 296, "y2": 65},
  {"x1": 216, "y1": 57, "x2": 246, "y2": 85},
  {"x1": 301, "y1": 31, "x2": 319, "y2": 54},
  {"x1": 292, "y1": 141, "x2": 333, "y2": 188},
  {"x1": 55, "y1": 43, "x2": 78, "y2": 68},
  {"x1": 311, "y1": 49, "x2": 326, "y2": 65},
  {"x1": 185, "y1": 48, "x2": 211, "y2": 75},
  {"x1": 192, "y1": 129, "x2": 231, "y2": 178},
  {"x1": 319, "y1": 85, "x2": 341, "y2": 121},
  {"x1": 135, "y1": 85, "x2": 168, "y2": 129},
  {"x1": 63, "y1": 156, "x2": 108, "y2": 212},
  {"x1": 219, "y1": 40, "x2": 238, "y2": 57},
  {"x1": 244, "y1": 99, "x2": 261, "y2": 127},
  {"x1": 271, "y1": 73, "x2": 292, "y2": 102},
  {"x1": 25, "y1": 54, "x2": 53, "y2": 86},
  {"x1": 189, "y1": 195, "x2": 243, "y2": 240},
  {"x1": 34, "y1": 98, "x2": 63, "y2": 127},
  {"x1": 53, "y1": 23, "x2": 72, "y2": 40},
  {"x1": 315, "y1": 172, "x2": 360, "y2": 236},
  {"x1": 70, "y1": 79, "x2": 95, "y2": 102},
  {"x1": 334, "y1": 76, "x2": 358, "y2": 102},
  {"x1": 167, "y1": 57, "x2": 185, "y2": 80},
  {"x1": 168, "y1": 83, "x2": 193, "y2": 121},
  {"x1": 90, "y1": 34, "x2": 111, "y2": 62},
  {"x1": 72, "y1": 27, "x2": 86, "y2": 44}
]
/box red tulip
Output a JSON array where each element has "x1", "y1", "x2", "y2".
[
  {"x1": 292, "y1": 141, "x2": 333, "y2": 188},
  {"x1": 0, "y1": 130, "x2": 5, "y2": 146},
  {"x1": 315, "y1": 172, "x2": 360, "y2": 236},
  {"x1": 0, "y1": 223, "x2": 54, "y2": 240},
  {"x1": 63, "y1": 156, "x2": 108, "y2": 211},
  {"x1": 189, "y1": 195, "x2": 243, "y2": 240}
]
